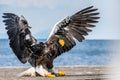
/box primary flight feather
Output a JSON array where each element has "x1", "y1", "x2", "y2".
[{"x1": 2, "y1": 6, "x2": 99, "y2": 77}]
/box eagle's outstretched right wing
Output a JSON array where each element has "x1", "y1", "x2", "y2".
[
  {"x1": 2, "y1": 13, "x2": 39, "y2": 63},
  {"x1": 46, "y1": 6, "x2": 100, "y2": 57}
]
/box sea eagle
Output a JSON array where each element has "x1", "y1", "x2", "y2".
[{"x1": 2, "y1": 6, "x2": 99, "y2": 77}]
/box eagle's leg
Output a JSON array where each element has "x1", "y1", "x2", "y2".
[
  {"x1": 48, "y1": 68, "x2": 65, "y2": 76},
  {"x1": 57, "y1": 71, "x2": 65, "y2": 76},
  {"x1": 18, "y1": 66, "x2": 65, "y2": 77},
  {"x1": 35, "y1": 65, "x2": 55, "y2": 77},
  {"x1": 18, "y1": 67, "x2": 36, "y2": 77}
]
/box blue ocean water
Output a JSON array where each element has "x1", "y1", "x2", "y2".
[{"x1": 0, "y1": 39, "x2": 116, "y2": 66}]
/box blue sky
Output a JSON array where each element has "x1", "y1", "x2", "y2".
[{"x1": 0, "y1": 0, "x2": 120, "y2": 39}]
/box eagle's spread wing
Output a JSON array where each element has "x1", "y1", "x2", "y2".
[
  {"x1": 2, "y1": 13, "x2": 38, "y2": 63},
  {"x1": 47, "y1": 6, "x2": 99, "y2": 57}
]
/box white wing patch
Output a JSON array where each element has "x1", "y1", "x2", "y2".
[
  {"x1": 47, "y1": 16, "x2": 70, "y2": 40},
  {"x1": 26, "y1": 34, "x2": 30, "y2": 40}
]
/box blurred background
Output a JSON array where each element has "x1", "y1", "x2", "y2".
[
  {"x1": 0, "y1": 0, "x2": 120, "y2": 79},
  {"x1": 0, "y1": 0, "x2": 120, "y2": 80},
  {"x1": 0, "y1": 0, "x2": 120, "y2": 39}
]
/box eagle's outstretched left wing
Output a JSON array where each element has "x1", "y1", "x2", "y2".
[
  {"x1": 2, "y1": 13, "x2": 39, "y2": 63},
  {"x1": 46, "y1": 6, "x2": 100, "y2": 57}
]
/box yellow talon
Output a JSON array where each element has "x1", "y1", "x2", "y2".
[
  {"x1": 58, "y1": 71, "x2": 65, "y2": 76},
  {"x1": 46, "y1": 73, "x2": 55, "y2": 78}
]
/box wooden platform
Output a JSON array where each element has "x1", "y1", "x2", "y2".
[{"x1": 0, "y1": 66, "x2": 119, "y2": 80}]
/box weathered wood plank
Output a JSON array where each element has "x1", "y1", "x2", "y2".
[{"x1": 0, "y1": 66, "x2": 118, "y2": 80}]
